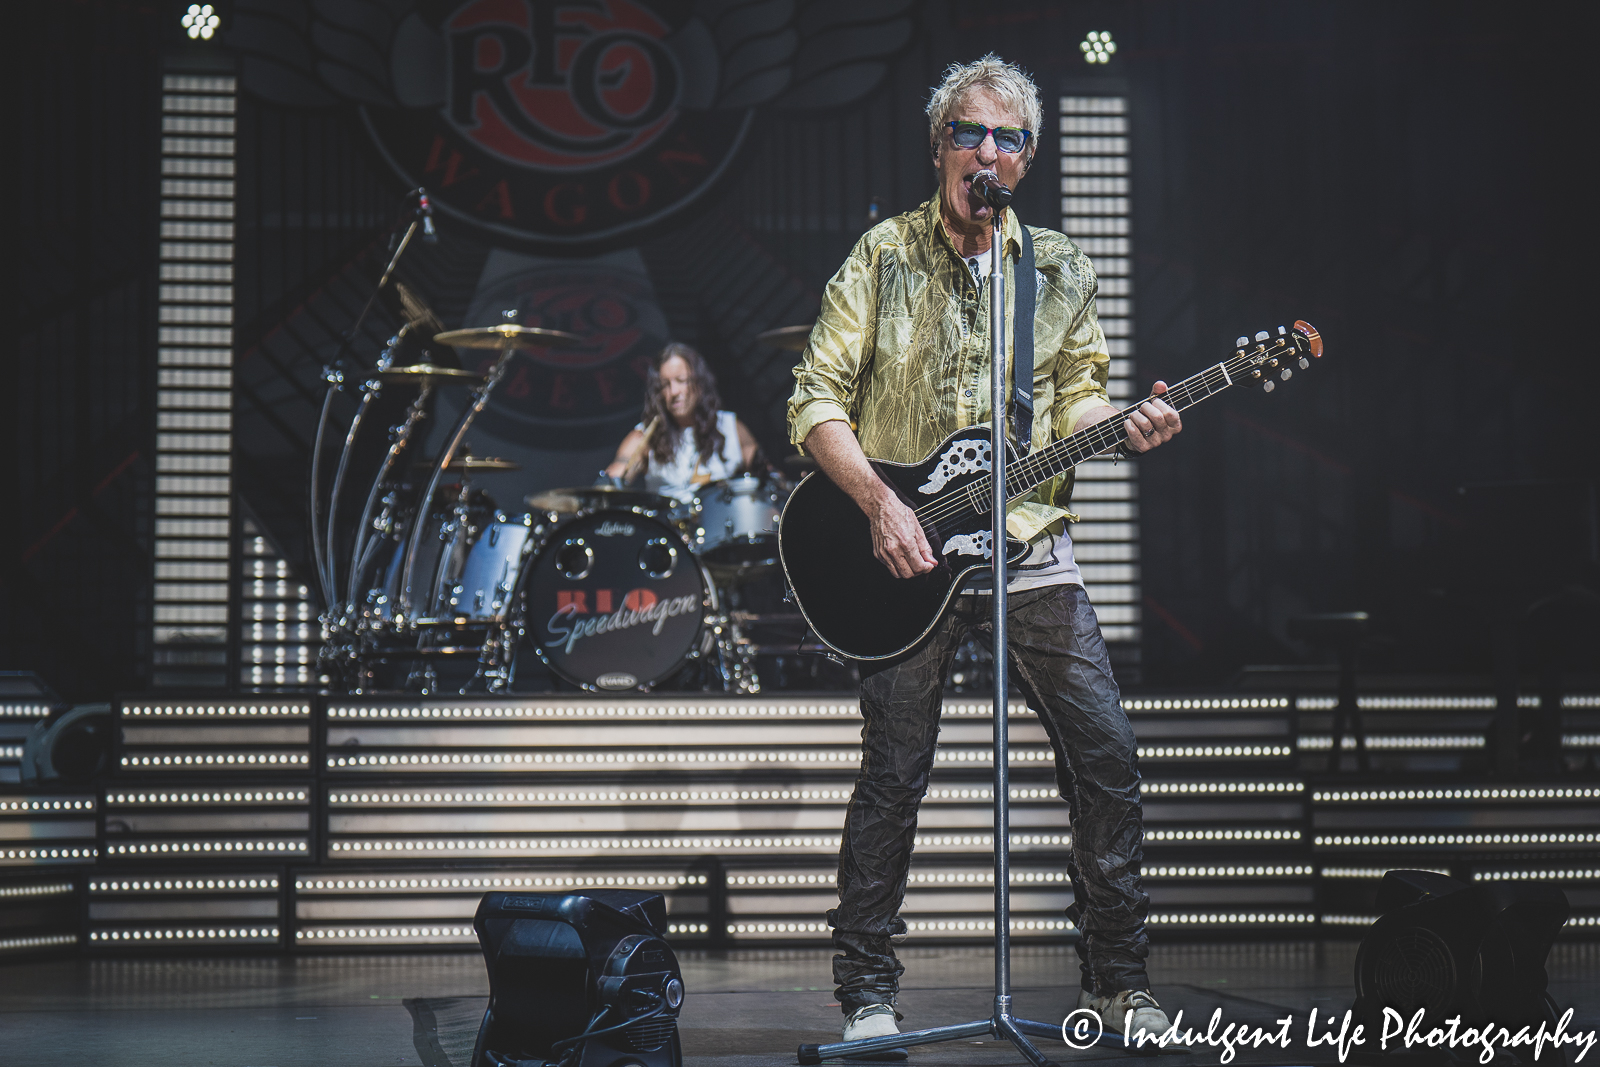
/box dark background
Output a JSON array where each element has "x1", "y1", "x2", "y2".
[{"x1": 9, "y1": 0, "x2": 1596, "y2": 700}]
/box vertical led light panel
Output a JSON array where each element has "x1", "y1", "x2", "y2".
[
  {"x1": 240, "y1": 519, "x2": 315, "y2": 689},
  {"x1": 154, "y1": 73, "x2": 236, "y2": 687},
  {"x1": 1060, "y1": 95, "x2": 1140, "y2": 665}
]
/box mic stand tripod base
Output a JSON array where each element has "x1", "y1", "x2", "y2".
[{"x1": 797, "y1": 1013, "x2": 1066, "y2": 1066}]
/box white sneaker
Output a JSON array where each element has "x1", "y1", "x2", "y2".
[
  {"x1": 841, "y1": 1004, "x2": 907, "y2": 1060},
  {"x1": 1077, "y1": 989, "x2": 1171, "y2": 1050}
]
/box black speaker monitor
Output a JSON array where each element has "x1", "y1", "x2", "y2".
[
  {"x1": 1354, "y1": 870, "x2": 1568, "y2": 1043},
  {"x1": 471, "y1": 890, "x2": 684, "y2": 1067}
]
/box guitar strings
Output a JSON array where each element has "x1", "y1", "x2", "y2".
[{"x1": 911, "y1": 342, "x2": 1297, "y2": 531}]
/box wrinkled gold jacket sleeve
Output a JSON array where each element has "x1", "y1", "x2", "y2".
[{"x1": 787, "y1": 193, "x2": 1112, "y2": 543}]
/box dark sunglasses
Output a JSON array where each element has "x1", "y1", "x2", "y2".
[{"x1": 945, "y1": 121, "x2": 1032, "y2": 154}]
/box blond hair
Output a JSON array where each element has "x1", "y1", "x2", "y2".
[{"x1": 925, "y1": 54, "x2": 1042, "y2": 159}]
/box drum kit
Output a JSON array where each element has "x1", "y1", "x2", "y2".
[{"x1": 313, "y1": 316, "x2": 806, "y2": 696}]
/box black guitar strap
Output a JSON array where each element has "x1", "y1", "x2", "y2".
[{"x1": 1013, "y1": 224, "x2": 1037, "y2": 451}]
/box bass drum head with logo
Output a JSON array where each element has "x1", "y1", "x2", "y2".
[{"x1": 526, "y1": 509, "x2": 711, "y2": 691}]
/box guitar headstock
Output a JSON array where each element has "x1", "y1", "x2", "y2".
[{"x1": 1232, "y1": 320, "x2": 1323, "y2": 393}]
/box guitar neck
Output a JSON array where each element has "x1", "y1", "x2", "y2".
[{"x1": 1004, "y1": 347, "x2": 1269, "y2": 498}]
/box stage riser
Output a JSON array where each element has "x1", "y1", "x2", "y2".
[{"x1": 4, "y1": 692, "x2": 1599, "y2": 951}]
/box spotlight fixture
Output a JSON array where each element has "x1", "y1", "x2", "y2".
[
  {"x1": 182, "y1": 4, "x2": 220, "y2": 40},
  {"x1": 1080, "y1": 31, "x2": 1117, "y2": 64}
]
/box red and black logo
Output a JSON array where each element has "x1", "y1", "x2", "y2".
[{"x1": 362, "y1": 0, "x2": 751, "y2": 251}]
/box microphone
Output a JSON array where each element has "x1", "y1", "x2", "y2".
[
  {"x1": 971, "y1": 169, "x2": 1012, "y2": 209},
  {"x1": 415, "y1": 189, "x2": 438, "y2": 242}
]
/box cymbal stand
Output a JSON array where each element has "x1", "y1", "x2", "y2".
[
  {"x1": 396, "y1": 334, "x2": 517, "y2": 625},
  {"x1": 798, "y1": 209, "x2": 1065, "y2": 1067},
  {"x1": 346, "y1": 379, "x2": 436, "y2": 607},
  {"x1": 324, "y1": 327, "x2": 406, "y2": 613},
  {"x1": 310, "y1": 213, "x2": 423, "y2": 605}
]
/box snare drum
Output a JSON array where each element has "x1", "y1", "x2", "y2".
[
  {"x1": 691, "y1": 474, "x2": 788, "y2": 571},
  {"x1": 525, "y1": 509, "x2": 714, "y2": 691}
]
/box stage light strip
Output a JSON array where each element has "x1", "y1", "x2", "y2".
[
  {"x1": 91, "y1": 927, "x2": 278, "y2": 942},
  {"x1": 0, "y1": 933, "x2": 78, "y2": 952},
  {"x1": 726, "y1": 919, "x2": 1076, "y2": 936},
  {"x1": 329, "y1": 835, "x2": 845, "y2": 856},
  {"x1": 1316, "y1": 832, "x2": 1600, "y2": 848},
  {"x1": 1147, "y1": 829, "x2": 1300, "y2": 843},
  {"x1": 153, "y1": 71, "x2": 236, "y2": 674},
  {"x1": 106, "y1": 790, "x2": 308, "y2": 806},
  {"x1": 122, "y1": 703, "x2": 310, "y2": 717},
  {"x1": 1, "y1": 847, "x2": 97, "y2": 862},
  {"x1": 90, "y1": 878, "x2": 279, "y2": 893},
  {"x1": 296, "y1": 926, "x2": 472, "y2": 942},
  {"x1": 1149, "y1": 912, "x2": 1313, "y2": 925},
  {"x1": 1315, "y1": 786, "x2": 1600, "y2": 803},
  {"x1": 0, "y1": 799, "x2": 94, "y2": 812},
  {"x1": 1473, "y1": 868, "x2": 1600, "y2": 882},
  {"x1": 1143, "y1": 781, "x2": 1302, "y2": 794},
  {"x1": 296, "y1": 873, "x2": 708, "y2": 892},
  {"x1": 0, "y1": 882, "x2": 75, "y2": 899},
  {"x1": 104, "y1": 840, "x2": 307, "y2": 856},
  {"x1": 239, "y1": 518, "x2": 315, "y2": 689},
  {"x1": 1299, "y1": 734, "x2": 1485, "y2": 750},
  {"x1": 729, "y1": 871, "x2": 1079, "y2": 888},
  {"x1": 1144, "y1": 865, "x2": 1312, "y2": 877},
  {"x1": 1124, "y1": 698, "x2": 1288, "y2": 711},
  {"x1": 0, "y1": 703, "x2": 51, "y2": 719},
  {"x1": 1320, "y1": 914, "x2": 1378, "y2": 925},
  {"x1": 1567, "y1": 916, "x2": 1600, "y2": 926},
  {"x1": 1321, "y1": 867, "x2": 1450, "y2": 879},
  {"x1": 326, "y1": 696, "x2": 1294, "y2": 720},
  {"x1": 1060, "y1": 93, "x2": 1139, "y2": 645},
  {"x1": 121, "y1": 752, "x2": 310, "y2": 768},
  {"x1": 329, "y1": 788, "x2": 855, "y2": 806},
  {"x1": 1564, "y1": 735, "x2": 1600, "y2": 747},
  {"x1": 1566, "y1": 695, "x2": 1600, "y2": 707},
  {"x1": 0, "y1": 745, "x2": 22, "y2": 759}
]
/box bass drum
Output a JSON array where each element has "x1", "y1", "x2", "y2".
[{"x1": 525, "y1": 509, "x2": 714, "y2": 691}]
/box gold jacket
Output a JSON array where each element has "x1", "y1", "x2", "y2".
[{"x1": 787, "y1": 192, "x2": 1112, "y2": 542}]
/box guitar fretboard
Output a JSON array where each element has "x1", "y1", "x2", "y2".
[{"x1": 914, "y1": 335, "x2": 1305, "y2": 526}]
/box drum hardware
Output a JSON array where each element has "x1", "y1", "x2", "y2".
[
  {"x1": 525, "y1": 486, "x2": 679, "y2": 516},
  {"x1": 418, "y1": 456, "x2": 522, "y2": 472},
  {"x1": 309, "y1": 190, "x2": 442, "y2": 610},
  {"x1": 397, "y1": 315, "x2": 581, "y2": 621},
  {"x1": 374, "y1": 363, "x2": 484, "y2": 383},
  {"x1": 754, "y1": 324, "x2": 816, "y2": 351}
]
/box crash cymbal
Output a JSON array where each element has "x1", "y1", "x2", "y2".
[
  {"x1": 526, "y1": 486, "x2": 677, "y2": 514},
  {"x1": 376, "y1": 363, "x2": 483, "y2": 383},
  {"x1": 756, "y1": 324, "x2": 814, "y2": 351},
  {"x1": 434, "y1": 324, "x2": 584, "y2": 350}
]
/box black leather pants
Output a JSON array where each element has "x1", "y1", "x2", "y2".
[{"x1": 829, "y1": 583, "x2": 1151, "y2": 1014}]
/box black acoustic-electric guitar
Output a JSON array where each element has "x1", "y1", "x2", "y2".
[{"x1": 778, "y1": 321, "x2": 1323, "y2": 661}]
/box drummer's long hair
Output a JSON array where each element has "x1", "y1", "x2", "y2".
[{"x1": 642, "y1": 342, "x2": 725, "y2": 466}]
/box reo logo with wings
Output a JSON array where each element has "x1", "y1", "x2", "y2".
[
  {"x1": 443, "y1": 0, "x2": 680, "y2": 170},
  {"x1": 226, "y1": 0, "x2": 915, "y2": 251}
]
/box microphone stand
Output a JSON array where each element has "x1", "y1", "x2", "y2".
[{"x1": 798, "y1": 204, "x2": 1071, "y2": 1067}]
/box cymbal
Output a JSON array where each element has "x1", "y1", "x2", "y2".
[
  {"x1": 526, "y1": 486, "x2": 677, "y2": 514},
  {"x1": 756, "y1": 324, "x2": 814, "y2": 351},
  {"x1": 423, "y1": 456, "x2": 521, "y2": 472},
  {"x1": 376, "y1": 363, "x2": 483, "y2": 383},
  {"x1": 434, "y1": 324, "x2": 584, "y2": 350}
]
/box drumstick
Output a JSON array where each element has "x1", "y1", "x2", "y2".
[{"x1": 621, "y1": 415, "x2": 661, "y2": 483}]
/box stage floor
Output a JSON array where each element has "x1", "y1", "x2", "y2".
[{"x1": 2, "y1": 943, "x2": 1596, "y2": 1067}]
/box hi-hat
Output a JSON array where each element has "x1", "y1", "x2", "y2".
[
  {"x1": 435, "y1": 325, "x2": 584, "y2": 350},
  {"x1": 376, "y1": 363, "x2": 483, "y2": 383},
  {"x1": 756, "y1": 324, "x2": 814, "y2": 351}
]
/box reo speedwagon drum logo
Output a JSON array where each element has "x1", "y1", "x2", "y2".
[{"x1": 225, "y1": 0, "x2": 916, "y2": 252}]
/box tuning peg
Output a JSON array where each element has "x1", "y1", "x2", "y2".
[
  {"x1": 1262, "y1": 380, "x2": 1276, "y2": 393},
  {"x1": 1298, "y1": 357, "x2": 1310, "y2": 370},
  {"x1": 1277, "y1": 325, "x2": 1287, "y2": 335},
  {"x1": 1254, "y1": 330, "x2": 1270, "y2": 342},
  {"x1": 1280, "y1": 368, "x2": 1293, "y2": 381},
  {"x1": 1235, "y1": 336, "x2": 1249, "y2": 348}
]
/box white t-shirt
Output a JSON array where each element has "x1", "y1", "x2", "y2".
[{"x1": 640, "y1": 410, "x2": 743, "y2": 501}]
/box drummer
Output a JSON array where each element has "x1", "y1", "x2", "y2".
[{"x1": 603, "y1": 342, "x2": 761, "y2": 502}]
